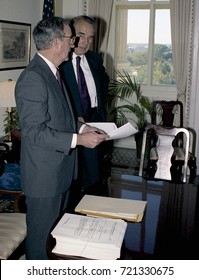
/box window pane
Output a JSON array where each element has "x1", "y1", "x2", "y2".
[
  {"x1": 127, "y1": 10, "x2": 149, "y2": 84},
  {"x1": 128, "y1": 0, "x2": 150, "y2": 1},
  {"x1": 116, "y1": 9, "x2": 149, "y2": 84},
  {"x1": 153, "y1": 9, "x2": 175, "y2": 86},
  {"x1": 115, "y1": 3, "x2": 175, "y2": 88},
  {"x1": 127, "y1": 0, "x2": 169, "y2": 1}
]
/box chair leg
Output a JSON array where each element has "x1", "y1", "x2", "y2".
[
  {"x1": 170, "y1": 160, "x2": 183, "y2": 183},
  {"x1": 147, "y1": 159, "x2": 157, "y2": 178},
  {"x1": 188, "y1": 158, "x2": 197, "y2": 183}
]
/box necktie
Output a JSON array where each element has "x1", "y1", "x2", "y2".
[
  {"x1": 76, "y1": 56, "x2": 91, "y2": 121},
  {"x1": 56, "y1": 68, "x2": 63, "y2": 89}
]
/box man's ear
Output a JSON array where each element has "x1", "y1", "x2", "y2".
[{"x1": 52, "y1": 37, "x2": 61, "y2": 47}]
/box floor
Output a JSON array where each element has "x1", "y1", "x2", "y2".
[{"x1": 110, "y1": 147, "x2": 138, "y2": 176}]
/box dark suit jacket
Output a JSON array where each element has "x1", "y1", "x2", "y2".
[
  {"x1": 60, "y1": 50, "x2": 109, "y2": 122},
  {"x1": 15, "y1": 54, "x2": 79, "y2": 197},
  {"x1": 60, "y1": 51, "x2": 110, "y2": 192}
]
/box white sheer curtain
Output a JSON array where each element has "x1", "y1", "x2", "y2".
[
  {"x1": 86, "y1": 0, "x2": 114, "y2": 76},
  {"x1": 190, "y1": 0, "x2": 199, "y2": 166},
  {"x1": 170, "y1": 0, "x2": 194, "y2": 125}
]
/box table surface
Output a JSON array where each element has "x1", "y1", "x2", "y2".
[
  {"x1": 47, "y1": 174, "x2": 199, "y2": 260},
  {"x1": 110, "y1": 174, "x2": 199, "y2": 260}
]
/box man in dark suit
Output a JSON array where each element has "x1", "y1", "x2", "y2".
[
  {"x1": 61, "y1": 15, "x2": 110, "y2": 203},
  {"x1": 15, "y1": 17, "x2": 107, "y2": 260}
]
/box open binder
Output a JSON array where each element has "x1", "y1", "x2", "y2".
[{"x1": 75, "y1": 195, "x2": 147, "y2": 222}]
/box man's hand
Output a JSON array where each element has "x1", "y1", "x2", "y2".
[
  {"x1": 77, "y1": 126, "x2": 108, "y2": 148},
  {"x1": 82, "y1": 125, "x2": 106, "y2": 135}
]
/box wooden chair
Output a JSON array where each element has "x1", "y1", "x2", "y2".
[
  {"x1": 151, "y1": 100, "x2": 183, "y2": 127},
  {"x1": 151, "y1": 100, "x2": 196, "y2": 182},
  {"x1": 0, "y1": 142, "x2": 24, "y2": 212},
  {"x1": 0, "y1": 143, "x2": 26, "y2": 259},
  {"x1": 139, "y1": 125, "x2": 190, "y2": 183}
]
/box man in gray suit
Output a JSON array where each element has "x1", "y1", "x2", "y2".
[{"x1": 15, "y1": 17, "x2": 107, "y2": 260}]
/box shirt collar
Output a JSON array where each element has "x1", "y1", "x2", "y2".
[
  {"x1": 37, "y1": 52, "x2": 57, "y2": 76},
  {"x1": 73, "y1": 53, "x2": 85, "y2": 63}
]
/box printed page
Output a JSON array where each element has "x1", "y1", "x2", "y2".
[
  {"x1": 87, "y1": 122, "x2": 138, "y2": 140},
  {"x1": 51, "y1": 213, "x2": 127, "y2": 259},
  {"x1": 52, "y1": 213, "x2": 126, "y2": 244}
]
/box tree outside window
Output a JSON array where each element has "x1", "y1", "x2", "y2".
[{"x1": 115, "y1": 0, "x2": 175, "y2": 87}]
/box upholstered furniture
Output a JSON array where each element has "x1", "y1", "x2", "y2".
[
  {"x1": 0, "y1": 142, "x2": 26, "y2": 259},
  {"x1": 0, "y1": 212, "x2": 26, "y2": 259},
  {"x1": 0, "y1": 142, "x2": 24, "y2": 212}
]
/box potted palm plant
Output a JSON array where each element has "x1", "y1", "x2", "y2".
[
  {"x1": 4, "y1": 107, "x2": 20, "y2": 141},
  {"x1": 107, "y1": 70, "x2": 152, "y2": 159}
]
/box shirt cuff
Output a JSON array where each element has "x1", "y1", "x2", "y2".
[
  {"x1": 79, "y1": 124, "x2": 86, "y2": 133},
  {"x1": 71, "y1": 124, "x2": 86, "y2": 148},
  {"x1": 71, "y1": 134, "x2": 77, "y2": 148}
]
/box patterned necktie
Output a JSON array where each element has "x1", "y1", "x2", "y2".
[{"x1": 76, "y1": 56, "x2": 91, "y2": 121}]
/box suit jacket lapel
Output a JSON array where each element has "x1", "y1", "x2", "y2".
[
  {"x1": 85, "y1": 52, "x2": 101, "y2": 107},
  {"x1": 35, "y1": 54, "x2": 76, "y2": 127},
  {"x1": 62, "y1": 61, "x2": 82, "y2": 116}
]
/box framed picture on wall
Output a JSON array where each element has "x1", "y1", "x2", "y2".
[{"x1": 0, "y1": 20, "x2": 31, "y2": 70}]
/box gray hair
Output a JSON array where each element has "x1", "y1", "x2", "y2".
[
  {"x1": 33, "y1": 17, "x2": 69, "y2": 50},
  {"x1": 70, "y1": 15, "x2": 96, "y2": 35}
]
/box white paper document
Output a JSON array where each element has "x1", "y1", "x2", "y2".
[
  {"x1": 51, "y1": 213, "x2": 127, "y2": 259},
  {"x1": 86, "y1": 121, "x2": 138, "y2": 140}
]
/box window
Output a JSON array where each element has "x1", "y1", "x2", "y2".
[{"x1": 115, "y1": 0, "x2": 175, "y2": 88}]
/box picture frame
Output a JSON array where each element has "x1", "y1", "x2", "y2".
[{"x1": 0, "y1": 20, "x2": 31, "y2": 71}]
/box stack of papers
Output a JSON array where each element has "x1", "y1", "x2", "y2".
[
  {"x1": 86, "y1": 122, "x2": 138, "y2": 140},
  {"x1": 51, "y1": 213, "x2": 127, "y2": 260},
  {"x1": 75, "y1": 195, "x2": 147, "y2": 222}
]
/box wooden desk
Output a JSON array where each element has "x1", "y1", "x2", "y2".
[
  {"x1": 47, "y1": 174, "x2": 199, "y2": 260},
  {"x1": 109, "y1": 174, "x2": 199, "y2": 260}
]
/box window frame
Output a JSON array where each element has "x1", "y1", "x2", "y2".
[{"x1": 114, "y1": 0, "x2": 177, "y2": 99}]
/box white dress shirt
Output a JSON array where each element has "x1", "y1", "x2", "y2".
[{"x1": 72, "y1": 53, "x2": 98, "y2": 108}]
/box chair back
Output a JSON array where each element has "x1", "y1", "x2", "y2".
[
  {"x1": 139, "y1": 124, "x2": 189, "y2": 183},
  {"x1": 151, "y1": 100, "x2": 183, "y2": 127},
  {"x1": 0, "y1": 142, "x2": 23, "y2": 212}
]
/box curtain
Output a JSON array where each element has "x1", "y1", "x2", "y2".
[
  {"x1": 86, "y1": 0, "x2": 114, "y2": 77},
  {"x1": 189, "y1": 0, "x2": 199, "y2": 166},
  {"x1": 170, "y1": 0, "x2": 194, "y2": 125}
]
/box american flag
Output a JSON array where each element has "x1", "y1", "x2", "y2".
[{"x1": 42, "y1": 0, "x2": 54, "y2": 19}]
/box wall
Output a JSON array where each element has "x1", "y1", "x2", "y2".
[
  {"x1": 0, "y1": 0, "x2": 42, "y2": 136},
  {"x1": 0, "y1": 0, "x2": 85, "y2": 136},
  {"x1": 62, "y1": 0, "x2": 85, "y2": 19},
  {"x1": 0, "y1": 0, "x2": 42, "y2": 80}
]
